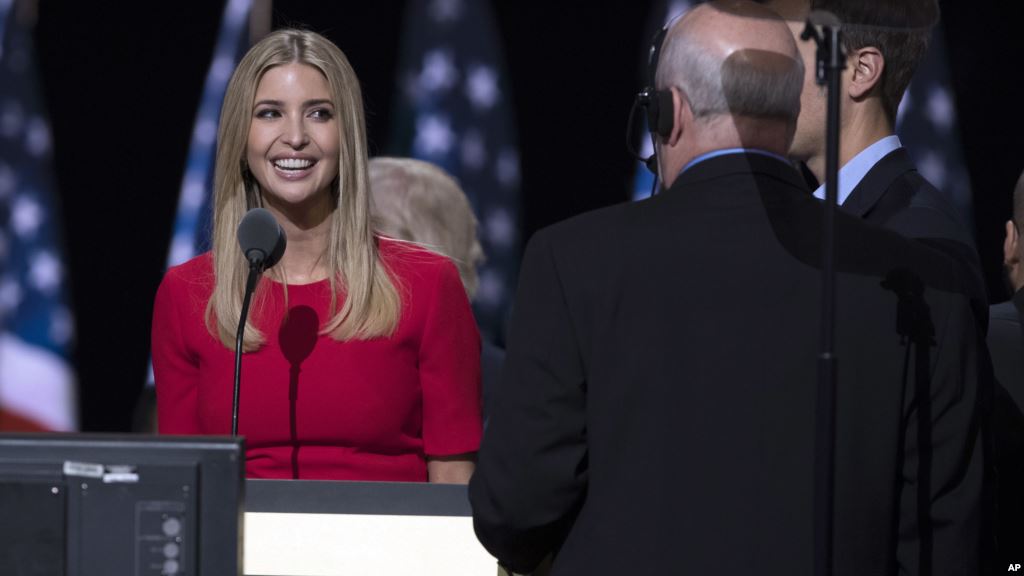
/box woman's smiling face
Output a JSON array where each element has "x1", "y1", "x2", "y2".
[{"x1": 246, "y1": 62, "x2": 340, "y2": 212}]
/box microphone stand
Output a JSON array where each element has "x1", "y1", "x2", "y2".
[
  {"x1": 802, "y1": 15, "x2": 844, "y2": 576},
  {"x1": 232, "y1": 260, "x2": 263, "y2": 436}
]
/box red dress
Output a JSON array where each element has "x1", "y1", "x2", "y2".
[{"x1": 152, "y1": 240, "x2": 482, "y2": 481}]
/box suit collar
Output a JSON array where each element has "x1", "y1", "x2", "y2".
[
  {"x1": 841, "y1": 147, "x2": 916, "y2": 217},
  {"x1": 666, "y1": 151, "x2": 806, "y2": 195},
  {"x1": 812, "y1": 135, "x2": 902, "y2": 206}
]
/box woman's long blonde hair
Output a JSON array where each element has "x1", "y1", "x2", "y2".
[{"x1": 207, "y1": 29, "x2": 400, "y2": 351}]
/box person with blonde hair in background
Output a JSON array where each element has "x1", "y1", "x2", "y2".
[
  {"x1": 369, "y1": 157, "x2": 503, "y2": 418},
  {"x1": 152, "y1": 29, "x2": 481, "y2": 483},
  {"x1": 369, "y1": 158, "x2": 484, "y2": 298}
]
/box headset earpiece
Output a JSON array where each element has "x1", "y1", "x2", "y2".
[
  {"x1": 651, "y1": 89, "x2": 674, "y2": 139},
  {"x1": 627, "y1": 21, "x2": 675, "y2": 181},
  {"x1": 640, "y1": 88, "x2": 674, "y2": 141}
]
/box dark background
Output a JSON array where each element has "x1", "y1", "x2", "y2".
[{"x1": 30, "y1": 0, "x2": 1024, "y2": 431}]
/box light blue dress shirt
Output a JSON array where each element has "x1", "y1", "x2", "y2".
[
  {"x1": 812, "y1": 135, "x2": 902, "y2": 205},
  {"x1": 679, "y1": 147, "x2": 792, "y2": 176}
]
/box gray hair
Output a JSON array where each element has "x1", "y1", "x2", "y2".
[
  {"x1": 656, "y1": 32, "x2": 804, "y2": 123},
  {"x1": 369, "y1": 157, "x2": 485, "y2": 300}
]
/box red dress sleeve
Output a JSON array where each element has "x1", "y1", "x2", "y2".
[
  {"x1": 418, "y1": 259, "x2": 483, "y2": 456},
  {"x1": 152, "y1": 268, "x2": 202, "y2": 434}
]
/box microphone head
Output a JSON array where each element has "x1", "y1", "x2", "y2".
[{"x1": 237, "y1": 208, "x2": 286, "y2": 269}]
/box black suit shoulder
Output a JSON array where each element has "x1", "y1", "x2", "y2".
[
  {"x1": 842, "y1": 148, "x2": 971, "y2": 246},
  {"x1": 473, "y1": 152, "x2": 983, "y2": 575},
  {"x1": 842, "y1": 148, "x2": 986, "y2": 312},
  {"x1": 760, "y1": 164, "x2": 970, "y2": 300}
]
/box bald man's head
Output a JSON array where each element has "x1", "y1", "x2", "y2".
[{"x1": 656, "y1": 0, "x2": 804, "y2": 125}]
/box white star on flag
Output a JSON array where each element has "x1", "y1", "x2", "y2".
[
  {"x1": 415, "y1": 114, "x2": 456, "y2": 157},
  {"x1": 466, "y1": 65, "x2": 499, "y2": 110},
  {"x1": 419, "y1": 50, "x2": 458, "y2": 94},
  {"x1": 29, "y1": 250, "x2": 62, "y2": 293},
  {"x1": 11, "y1": 195, "x2": 42, "y2": 237}
]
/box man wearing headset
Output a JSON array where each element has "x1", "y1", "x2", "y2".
[{"x1": 470, "y1": 1, "x2": 983, "y2": 575}]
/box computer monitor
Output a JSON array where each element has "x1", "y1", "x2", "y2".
[{"x1": 0, "y1": 433, "x2": 243, "y2": 576}]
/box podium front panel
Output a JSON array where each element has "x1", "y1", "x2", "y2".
[{"x1": 244, "y1": 479, "x2": 496, "y2": 576}]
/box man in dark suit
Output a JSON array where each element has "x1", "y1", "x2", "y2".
[
  {"x1": 988, "y1": 169, "x2": 1024, "y2": 565},
  {"x1": 763, "y1": 0, "x2": 985, "y2": 306},
  {"x1": 766, "y1": 1, "x2": 997, "y2": 562},
  {"x1": 469, "y1": 2, "x2": 983, "y2": 575},
  {"x1": 991, "y1": 170, "x2": 1024, "y2": 406}
]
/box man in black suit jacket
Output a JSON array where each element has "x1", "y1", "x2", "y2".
[
  {"x1": 991, "y1": 170, "x2": 1024, "y2": 409},
  {"x1": 766, "y1": 1, "x2": 996, "y2": 563},
  {"x1": 763, "y1": 0, "x2": 985, "y2": 304},
  {"x1": 988, "y1": 169, "x2": 1024, "y2": 565},
  {"x1": 469, "y1": 2, "x2": 983, "y2": 575}
]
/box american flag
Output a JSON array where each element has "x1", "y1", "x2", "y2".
[
  {"x1": 166, "y1": 0, "x2": 254, "y2": 267},
  {"x1": 147, "y1": 0, "x2": 252, "y2": 387},
  {"x1": 389, "y1": 0, "x2": 520, "y2": 344},
  {"x1": 0, "y1": 3, "x2": 77, "y2": 431}
]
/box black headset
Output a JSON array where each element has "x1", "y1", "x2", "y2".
[{"x1": 627, "y1": 23, "x2": 674, "y2": 177}]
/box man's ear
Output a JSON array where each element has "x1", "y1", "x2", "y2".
[
  {"x1": 847, "y1": 47, "x2": 884, "y2": 100},
  {"x1": 665, "y1": 87, "x2": 689, "y2": 148},
  {"x1": 1005, "y1": 220, "x2": 1020, "y2": 266}
]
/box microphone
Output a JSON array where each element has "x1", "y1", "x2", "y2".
[
  {"x1": 232, "y1": 208, "x2": 287, "y2": 436},
  {"x1": 237, "y1": 207, "x2": 286, "y2": 270}
]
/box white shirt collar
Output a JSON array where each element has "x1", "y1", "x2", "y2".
[{"x1": 812, "y1": 135, "x2": 902, "y2": 205}]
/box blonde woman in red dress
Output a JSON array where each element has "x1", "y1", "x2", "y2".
[{"x1": 152, "y1": 29, "x2": 481, "y2": 483}]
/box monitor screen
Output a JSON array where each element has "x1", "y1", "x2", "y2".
[{"x1": 0, "y1": 433, "x2": 243, "y2": 576}]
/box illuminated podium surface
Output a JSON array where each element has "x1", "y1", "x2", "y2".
[{"x1": 244, "y1": 479, "x2": 497, "y2": 576}]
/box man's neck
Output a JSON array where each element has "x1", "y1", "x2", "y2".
[
  {"x1": 806, "y1": 108, "x2": 893, "y2": 183},
  {"x1": 662, "y1": 116, "x2": 792, "y2": 187}
]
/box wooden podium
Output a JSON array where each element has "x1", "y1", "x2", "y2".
[{"x1": 244, "y1": 480, "x2": 498, "y2": 576}]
